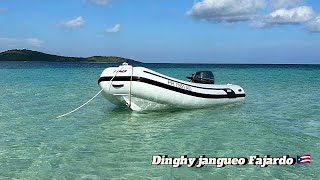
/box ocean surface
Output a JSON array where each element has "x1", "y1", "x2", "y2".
[{"x1": 0, "y1": 61, "x2": 319, "y2": 179}]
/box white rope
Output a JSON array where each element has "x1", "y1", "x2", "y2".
[
  {"x1": 128, "y1": 65, "x2": 133, "y2": 108},
  {"x1": 56, "y1": 64, "x2": 132, "y2": 118},
  {"x1": 108, "y1": 68, "x2": 122, "y2": 91},
  {"x1": 56, "y1": 89, "x2": 103, "y2": 118},
  {"x1": 55, "y1": 65, "x2": 125, "y2": 118}
]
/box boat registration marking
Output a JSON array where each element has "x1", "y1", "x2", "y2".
[{"x1": 168, "y1": 80, "x2": 192, "y2": 91}]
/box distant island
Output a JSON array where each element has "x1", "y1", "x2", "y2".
[{"x1": 0, "y1": 49, "x2": 141, "y2": 63}]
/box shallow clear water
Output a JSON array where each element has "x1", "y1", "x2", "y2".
[{"x1": 0, "y1": 62, "x2": 319, "y2": 179}]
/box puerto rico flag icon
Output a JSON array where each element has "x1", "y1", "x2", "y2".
[{"x1": 297, "y1": 154, "x2": 311, "y2": 164}]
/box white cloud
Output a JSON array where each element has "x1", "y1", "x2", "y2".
[
  {"x1": 187, "y1": 0, "x2": 320, "y2": 33},
  {"x1": 27, "y1": 38, "x2": 44, "y2": 47},
  {"x1": 85, "y1": 0, "x2": 111, "y2": 6},
  {"x1": 62, "y1": 16, "x2": 84, "y2": 29},
  {"x1": 268, "y1": 0, "x2": 303, "y2": 10},
  {"x1": 253, "y1": 6, "x2": 315, "y2": 28},
  {"x1": 267, "y1": 6, "x2": 314, "y2": 23},
  {"x1": 306, "y1": 16, "x2": 320, "y2": 32},
  {"x1": 0, "y1": 8, "x2": 8, "y2": 13},
  {"x1": 105, "y1": 24, "x2": 120, "y2": 33},
  {"x1": 187, "y1": 0, "x2": 265, "y2": 22},
  {"x1": 0, "y1": 37, "x2": 44, "y2": 48}
]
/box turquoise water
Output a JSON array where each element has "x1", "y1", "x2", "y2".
[{"x1": 0, "y1": 62, "x2": 319, "y2": 179}]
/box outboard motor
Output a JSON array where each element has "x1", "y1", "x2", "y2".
[{"x1": 187, "y1": 71, "x2": 215, "y2": 84}]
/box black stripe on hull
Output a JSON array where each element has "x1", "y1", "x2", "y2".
[
  {"x1": 143, "y1": 70, "x2": 226, "y2": 90},
  {"x1": 98, "y1": 76, "x2": 246, "y2": 99}
]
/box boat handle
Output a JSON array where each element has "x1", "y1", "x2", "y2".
[{"x1": 112, "y1": 84, "x2": 124, "y2": 88}]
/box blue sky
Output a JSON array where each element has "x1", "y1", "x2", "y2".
[{"x1": 0, "y1": 0, "x2": 320, "y2": 63}]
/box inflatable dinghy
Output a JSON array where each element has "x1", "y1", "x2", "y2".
[{"x1": 98, "y1": 63, "x2": 245, "y2": 111}]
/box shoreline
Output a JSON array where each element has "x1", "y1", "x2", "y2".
[{"x1": 0, "y1": 61, "x2": 320, "y2": 66}]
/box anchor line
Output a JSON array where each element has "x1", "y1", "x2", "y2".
[
  {"x1": 56, "y1": 66, "x2": 124, "y2": 118},
  {"x1": 128, "y1": 65, "x2": 133, "y2": 108},
  {"x1": 56, "y1": 89, "x2": 103, "y2": 118}
]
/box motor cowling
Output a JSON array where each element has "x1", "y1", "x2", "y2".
[{"x1": 187, "y1": 71, "x2": 215, "y2": 84}]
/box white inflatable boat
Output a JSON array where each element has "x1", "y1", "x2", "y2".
[{"x1": 98, "y1": 63, "x2": 245, "y2": 111}]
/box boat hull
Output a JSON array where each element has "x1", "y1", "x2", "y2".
[{"x1": 98, "y1": 64, "x2": 245, "y2": 111}]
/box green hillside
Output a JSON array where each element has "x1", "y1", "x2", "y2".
[{"x1": 0, "y1": 49, "x2": 140, "y2": 63}]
